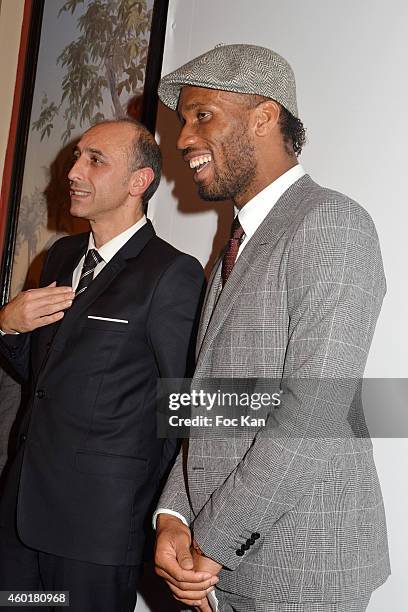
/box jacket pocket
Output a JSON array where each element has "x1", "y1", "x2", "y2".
[
  {"x1": 83, "y1": 317, "x2": 129, "y2": 333},
  {"x1": 75, "y1": 449, "x2": 147, "y2": 480}
]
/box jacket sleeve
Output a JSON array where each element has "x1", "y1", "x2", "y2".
[
  {"x1": 147, "y1": 253, "x2": 204, "y2": 379},
  {"x1": 0, "y1": 333, "x2": 31, "y2": 384},
  {"x1": 147, "y1": 253, "x2": 205, "y2": 513},
  {"x1": 192, "y1": 199, "x2": 386, "y2": 569},
  {"x1": 155, "y1": 441, "x2": 193, "y2": 524}
]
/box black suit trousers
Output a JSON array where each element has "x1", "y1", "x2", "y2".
[
  {"x1": 0, "y1": 454, "x2": 140, "y2": 612},
  {"x1": 0, "y1": 521, "x2": 140, "y2": 612}
]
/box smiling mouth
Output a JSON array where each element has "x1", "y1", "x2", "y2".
[
  {"x1": 70, "y1": 189, "x2": 91, "y2": 198},
  {"x1": 189, "y1": 154, "x2": 212, "y2": 175}
]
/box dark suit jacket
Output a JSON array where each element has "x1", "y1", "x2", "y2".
[{"x1": 0, "y1": 220, "x2": 204, "y2": 566}]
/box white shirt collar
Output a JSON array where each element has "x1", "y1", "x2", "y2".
[
  {"x1": 88, "y1": 215, "x2": 147, "y2": 262},
  {"x1": 238, "y1": 165, "x2": 306, "y2": 241}
]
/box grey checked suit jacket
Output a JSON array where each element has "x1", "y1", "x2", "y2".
[{"x1": 158, "y1": 175, "x2": 390, "y2": 603}]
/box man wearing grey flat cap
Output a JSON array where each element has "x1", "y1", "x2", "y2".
[{"x1": 154, "y1": 44, "x2": 390, "y2": 612}]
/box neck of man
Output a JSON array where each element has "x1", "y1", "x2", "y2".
[
  {"x1": 89, "y1": 207, "x2": 144, "y2": 249},
  {"x1": 234, "y1": 153, "x2": 298, "y2": 210}
]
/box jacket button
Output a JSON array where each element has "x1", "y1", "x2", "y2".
[
  {"x1": 36, "y1": 389, "x2": 46, "y2": 399},
  {"x1": 236, "y1": 549, "x2": 244, "y2": 556},
  {"x1": 242, "y1": 543, "x2": 250, "y2": 551},
  {"x1": 246, "y1": 538, "x2": 253, "y2": 546},
  {"x1": 252, "y1": 532, "x2": 260, "y2": 539},
  {"x1": 20, "y1": 434, "x2": 27, "y2": 442}
]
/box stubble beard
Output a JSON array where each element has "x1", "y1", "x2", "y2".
[{"x1": 198, "y1": 124, "x2": 257, "y2": 203}]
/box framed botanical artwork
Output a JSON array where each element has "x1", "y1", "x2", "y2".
[{"x1": 0, "y1": 0, "x2": 169, "y2": 303}]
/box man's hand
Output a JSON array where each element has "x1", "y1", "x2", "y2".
[
  {"x1": 155, "y1": 514, "x2": 219, "y2": 607},
  {"x1": 0, "y1": 282, "x2": 74, "y2": 334},
  {"x1": 194, "y1": 597, "x2": 213, "y2": 612},
  {"x1": 191, "y1": 545, "x2": 222, "y2": 611},
  {"x1": 191, "y1": 544, "x2": 222, "y2": 577}
]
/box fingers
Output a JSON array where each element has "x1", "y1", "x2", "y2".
[
  {"x1": 177, "y1": 545, "x2": 194, "y2": 570},
  {"x1": 35, "y1": 297, "x2": 74, "y2": 317},
  {"x1": 157, "y1": 565, "x2": 217, "y2": 590},
  {"x1": 173, "y1": 594, "x2": 212, "y2": 612},
  {"x1": 20, "y1": 287, "x2": 74, "y2": 320},
  {"x1": 156, "y1": 553, "x2": 216, "y2": 607},
  {"x1": 176, "y1": 597, "x2": 207, "y2": 608},
  {"x1": 19, "y1": 294, "x2": 73, "y2": 331},
  {"x1": 168, "y1": 582, "x2": 215, "y2": 602},
  {"x1": 195, "y1": 598, "x2": 212, "y2": 612},
  {"x1": 154, "y1": 520, "x2": 218, "y2": 607},
  {"x1": 155, "y1": 525, "x2": 212, "y2": 584},
  {"x1": 33, "y1": 311, "x2": 66, "y2": 328},
  {"x1": 0, "y1": 285, "x2": 75, "y2": 333},
  {"x1": 155, "y1": 559, "x2": 212, "y2": 585},
  {"x1": 173, "y1": 591, "x2": 213, "y2": 607},
  {"x1": 27, "y1": 285, "x2": 74, "y2": 301}
]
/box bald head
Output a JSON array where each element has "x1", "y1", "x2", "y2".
[{"x1": 85, "y1": 118, "x2": 162, "y2": 209}]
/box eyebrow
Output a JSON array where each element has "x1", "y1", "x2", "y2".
[
  {"x1": 179, "y1": 101, "x2": 208, "y2": 113},
  {"x1": 177, "y1": 101, "x2": 211, "y2": 123},
  {"x1": 74, "y1": 146, "x2": 108, "y2": 159},
  {"x1": 185, "y1": 102, "x2": 204, "y2": 110}
]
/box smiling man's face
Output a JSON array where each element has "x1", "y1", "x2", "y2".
[
  {"x1": 177, "y1": 86, "x2": 258, "y2": 205},
  {"x1": 68, "y1": 122, "x2": 137, "y2": 224}
]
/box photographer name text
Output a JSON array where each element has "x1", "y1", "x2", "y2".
[{"x1": 168, "y1": 415, "x2": 266, "y2": 427}]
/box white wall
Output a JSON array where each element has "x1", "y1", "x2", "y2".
[
  {"x1": 144, "y1": 0, "x2": 408, "y2": 609},
  {"x1": 151, "y1": 0, "x2": 408, "y2": 379}
]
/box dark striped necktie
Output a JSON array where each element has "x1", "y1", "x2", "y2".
[
  {"x1": 221, "y1": 217, "x2": 245, "y2": 286},
  {"x1": 75, "y1": 249, "x2": 103, "y2": 297}
]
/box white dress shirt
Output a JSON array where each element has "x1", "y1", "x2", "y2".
[
  {"x1": 153, "y1": 165, "x2": 306, "y2": 530},
  {"x1": 236, "y1": 164, "x2": 305, "y2": 258},
  {"x1": 72, "y1": 215, "x2": 147, "y2": 290},
  {"x1": 0, "y1": 216, "x2": 147, "y2": 336}
]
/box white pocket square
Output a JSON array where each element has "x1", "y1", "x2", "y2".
[{"x1": 87, "y1": 316, "x2": 128, "y2": 324}]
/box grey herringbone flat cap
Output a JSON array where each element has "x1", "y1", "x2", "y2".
[{"x1": 158, "y1": 43, "x2": 298, "y2": 117}]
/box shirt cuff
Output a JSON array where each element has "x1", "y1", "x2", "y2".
[
  {"x1": 0, "y1": 329, "x2": 19, "y2": 336},
  {"x1": 152, "y1": 508, "x2": 189, "y2": 530}
]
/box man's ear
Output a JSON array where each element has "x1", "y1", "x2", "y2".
[
  {"x1": 129, "y1": 167, "x2": 154, "y2": 198},
  {"x1": 252, "y1": 100, "x2": 281, "y2": 137}
]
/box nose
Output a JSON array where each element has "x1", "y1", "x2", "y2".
[
  {"x1": 68, "y1": 155, "x2": 84, "y2": 183},
  {"x1": 177, "y1": 123, "x2": 199, "y2": 151}
]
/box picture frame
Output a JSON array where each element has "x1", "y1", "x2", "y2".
[{"x1": 0, "y1": 0, "x2": 169, "y2": 304}]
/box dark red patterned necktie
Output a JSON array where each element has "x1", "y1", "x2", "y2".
[{"x1": 221, "y1": 217, "x2": 245, "y2": 286}]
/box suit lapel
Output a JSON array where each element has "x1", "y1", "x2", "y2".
[
  {"x1": 196, "y1": 175, "x2": 315, "y2": 368},
  {"x1": 196, "y1": 258, "x2": 222, "y2": 353},
  {"x1": 54, "y1": 234, "x2": 89, "y2": 289},
  {"x1": 50, "y1": 258, "x2": 126, "y2": 353},
  {"x1": 34, "y1": 234, "x2": 89, "y2": 363},
  {"x1": 51, "y1": 220, "x2": 155, "y2": 351},
  {"x1": 41, "y1": 221, "x2": 155, "y2": 365}
]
